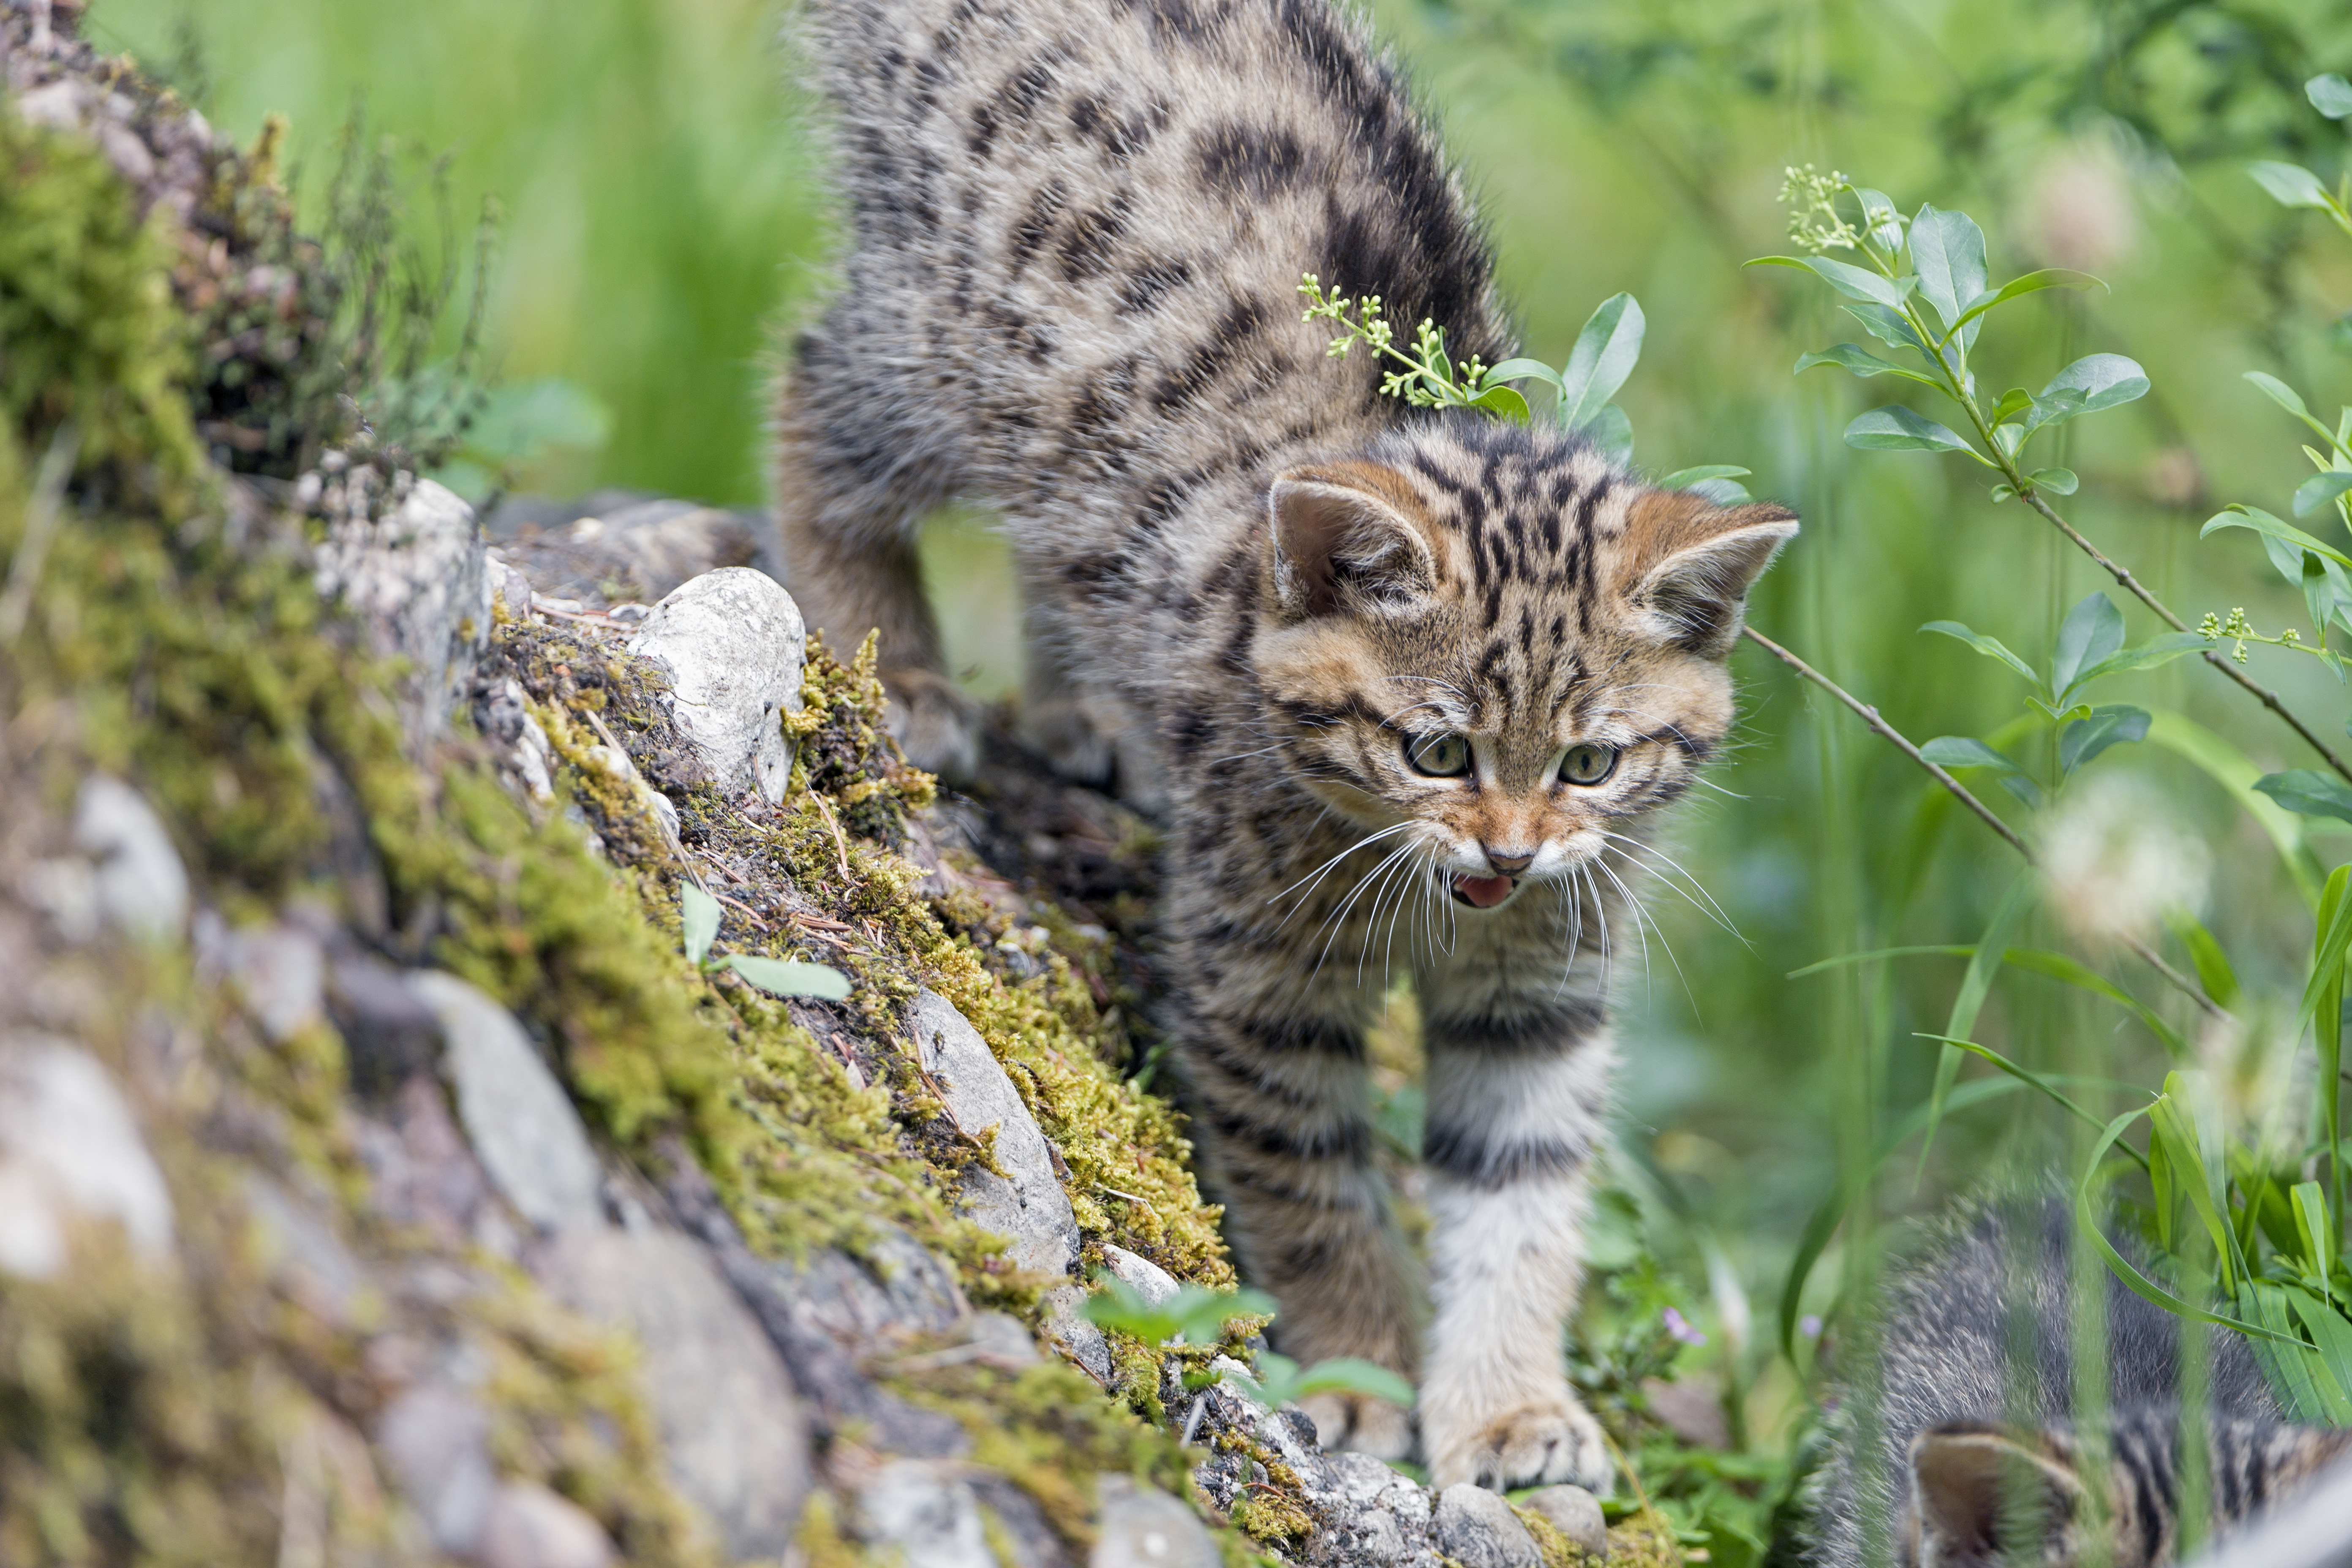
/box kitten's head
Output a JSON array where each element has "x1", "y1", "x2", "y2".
[
  {"x1": 1903, "y1": 1423, "x2": 2093, "y2": 1568},
  {"x1": 1251, "y1": 416, "x2": 1795, "y2": 912}
]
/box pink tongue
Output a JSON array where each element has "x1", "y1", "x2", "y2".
[{"x1": 1453, "y1": 874, "x2": 1514, "y2": 909}]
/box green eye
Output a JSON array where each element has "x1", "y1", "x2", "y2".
[
  {"x1": 1405, "y1": 732, "x2": 1472, "y2": 778},
  {"x1": 1560, "y1": 743, "x2": 1618, "y2": 786}
]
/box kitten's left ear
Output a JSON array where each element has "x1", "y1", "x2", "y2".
[{"x1": 1624, "y1": 492, "x2": 1799, "y2": 656}]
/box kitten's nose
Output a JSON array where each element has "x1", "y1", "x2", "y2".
[{"x1": 1484, "y1": 846, "x2": 1534, "y2": 875}]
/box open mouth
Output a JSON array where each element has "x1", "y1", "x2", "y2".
[{"x1": 1449, "y1": 874, "x2": 1517, "y2": 909}]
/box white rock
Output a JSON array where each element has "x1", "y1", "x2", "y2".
[
  {"x1": 406, "y1": 972, "x2": 602, "y2": 1233},
  {"x1": 1521, "y1": 1484, "x2": 1609, "y2": 1559},
  {"x1": 74, "y1": 775, "x2": 188, "y2": 942},
  {"x1": 1102, "y1": 1243, "x2": 1179, "y2": 1307},
  {"x1": 475, "y1": 1480, "x2": 617, "y2": 1568},
  {"x1": 535, "y1": 1227, "x2": 811, "y2": 1560},
  {"x1": 906, "y1": 989, "x2": 1078, "y2": 1278},
  {"x1": 313, "y1": 477, "x2": 492, "y2": 750},
  {"x1": 13, "y1": 78, "x2": 87, "y2": 130},
  {"x1": 377, "y1": 1383, "x2": 498, "y2": 1554},
  {"x1": 1092, "y1": 1475, "x2": 1220, "y2": 1568},
  {"x1": 1433, "y1": 1484, "x2": 1543, "y2": 1568},
  {"x1": 0, "y1": 1034, "x2": 175, "y2": 1278},
  {"x1": 220, "y1": 923, "x2": 326, "y2": 1042},
  {"x1": 855, "y1": 1460, "x2": 995, "y2": 1568},
  {"x1": 1043, "y1": 1281, "x2": 1114, "y2": 1383},
  {"x1": 626, "y1": 567, "x2": 804, "y2": 805}
]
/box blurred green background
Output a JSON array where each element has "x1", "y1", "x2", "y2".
[{"x1": 97, "y1": 0, "x2": 2352, "y2": 1455}]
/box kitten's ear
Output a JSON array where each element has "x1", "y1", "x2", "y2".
[
  {"x1": 1266, "y1": 464, "x2": 1444, "y2": 621},
  {"x1": 1909, "y1": 1425, "x2": 2086, "y2": 1568},
  {"x1": 1624, "y1": 492, "x2": 1799, "y2": 656}
]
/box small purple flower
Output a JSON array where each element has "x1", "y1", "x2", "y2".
[
  {"x1": 1799, "y1": 1315, "x2": 1824, "y2": 1340},
  {"x1": 1662, "y1": 1307, "x2": 1707, "y2": 1347}
]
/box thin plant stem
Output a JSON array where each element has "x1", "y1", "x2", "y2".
[{"x1": 1743, "y1": 624, "x2": 2229, "y2": 1022}]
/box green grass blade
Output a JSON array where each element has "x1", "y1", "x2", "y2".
[
  {"x1": 1916, "y1": 869, "x2": 2035, "y2": 1185},
  {"x1": 1913, "y1": 1035, "x2": 2149, "y2": 1169}
]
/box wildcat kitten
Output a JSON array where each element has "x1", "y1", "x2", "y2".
[
  {"x1": 775, "y1": 0, "x2": 1795, "y2": 1488},
  {"x1": 1813, "y1": 1198, "x2": 2352, "y2": 1567}
]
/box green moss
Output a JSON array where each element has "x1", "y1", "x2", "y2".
[
  {"x1": 1513, "y1": 1503, "x2": 1595, "y2": 1568},
  {"x1": 0, "y1": 112, "x2": 201, "y2": 498}
]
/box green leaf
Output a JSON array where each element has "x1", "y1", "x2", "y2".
[
  {"x1": 1587, "y1": 403, "x2": 1634, "y2": 467},
  {"x1": 1908, "y1": 204, "x2": 1989, "y2": 340},
  {"x1": 1915, "y1": 1034, "x2": 2149, "y2": 1154},
  {"x1": 2239, "y1": 1282, "x2": 2352, "y2": 1422},
  {"x1": 1846, "y1": 406, "x2": 1979, "y2": 456},
  {"x1": 1920, "y1": 620, "x2": 2044, "y2": 689},
  {"x1": 1919, "y1": 736, "x2": 2026, "y2": 775},
  {"x1": 2255, "y1": 769, "x2": 2352, "y2": 827},
  {"x1": 2293, "y1": 1182, "x2": 2335, "y2": 1309},
  {"x1": 2294, "y1": 471, "x2": 2352, "y2": 518},
  {"x1": 1658, "y1": 465, "x2": 1753, "y2": 488},
  {"x1": 1171, "y1": 1284, "x2": 1277, "y2": 1345},
  {"x1": 1748, "y1": 254, "x2": 1914, "y2": 309},
  {"x1": 2059, "y1": 704, "x2": 2150, "y2": 773},
  {"x1": 1991, "y1": 387, "x2": 2034, "y2": 423},
  {"x1": 1289, "y1": 1357, "x2": 1416, "y2": 1407},
  {"x1": 2311, "y1": 73, "x2": 2352, "y2": 119},
  {"x1": 2201, "y1": 504, "x2": 2352, "y2": 569},
  {"x1": 2001, "y1": 947, "x2": 2184, "y2": 1056},
  {"x1": 1851, "y1": 187, "x2": 1907, "y2": 252},
  {"x1": 1467, "y1": 384, "x2": 1533, "y2": 424},
  {"x1": 722, "y1": 954, "x2": 853, "y2": 1001},
  {"x1": 1482, "y1": 358, "x2": 1564, "y2": 396},
  {"x1": 2162, "y1": 908, "x2": 2241, "y2": 1010},
  {"x1": 1557, "y1": 294, "x2": 1646, "y2": 432},
  {"x1": 2028, "y1": 354, "x2": 2149, "y2": 431},
  {"x1": 681, "y1": 882, "x2": 721, "y2": 969},
  {"x1": 2300, "y1": 863, "x2": 2352, "y2": 1037},
  {"x1": 2052, "y1": 593, "x2": 2126, "y2": 695},
  {"x1": 1840, "y1": 302, "x2": 1934, "y2": 357},
  {"x1": 1942, "y1": 269, "x2": 2103, "y2": 340},
  {"x1": 2066, "y1": 632, "x2": 2211, "y2": 689},
  {"x1": 1793, "y1": 343, "x2": 1943, "y2": 386},
  {"x1": 2248, "y1": 369, "x2": 2314, "y2": 419},
  {"x1": 2028, "y1": 466, "x2": 2079, "y2": 495},
  {"x1": 460, "y1": 377, "x2": 615, "y2": 464},
  {"x1": 2250, "y1": 161, "x2": 2335, "y2": 209}
]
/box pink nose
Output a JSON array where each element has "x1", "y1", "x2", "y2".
[{"x1": 1484, "y1": 847, "x2": 1534, "y2": 875}]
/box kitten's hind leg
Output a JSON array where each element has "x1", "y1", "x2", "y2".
[
  {"x1": 1018, "y1": 610, "x2": 1115, "y2": 787},
  {"x1": 771, "y1": 324, "x2": 976, "y2": 779}
]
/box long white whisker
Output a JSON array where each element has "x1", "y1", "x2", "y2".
[
  {"x1": 1268, "y1": 822, "x2": 1414, "y2": 909},
  {"x1": 1599, "y1": 831, "x2": 1744, "y2": 942},
  {"x1": 1309, "y1": 842, "x2": 1418, "y2": 979}
]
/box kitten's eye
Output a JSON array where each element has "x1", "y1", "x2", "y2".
[
  {"x1": 1404, "y1": 732, "x2": 1472, "y2": 778},
  {"x1": 1560, "y1": 743, "x2": 1618, "y2": 786}
]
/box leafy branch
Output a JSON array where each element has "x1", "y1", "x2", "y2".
[{"x1": 1751, "y1": 168, "x2": 2352, "y2": 788}]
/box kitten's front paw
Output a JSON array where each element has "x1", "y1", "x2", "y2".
[
  {"x1": 1426, "y1": 1395, "x2": 1614, "y2": 1493},
  {"x1": 1298, "y1": 1391, "x2": 1413, "y2": 1462},
  {"x1": 881, "y1": 667, "x2": 978, "y2": 782}
]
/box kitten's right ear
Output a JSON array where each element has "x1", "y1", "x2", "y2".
[
  {"x1": 1266, "y1": 465, "x2": 1444, "y2": 621},
  {"x1": 1910, "y1": 1425, "x2": 2087, "y2": 1568}
]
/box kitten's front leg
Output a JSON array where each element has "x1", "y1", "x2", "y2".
[{"x1": 1415, "y1": 1004, "x2": 1619, "y2": 1492}]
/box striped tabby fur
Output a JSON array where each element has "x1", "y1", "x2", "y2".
[
  {"x1": 1815, "y1": 1199, "x2": 2352, "y2": 1566},
  {"x1": 774, "y1": 0, "x2": 1796, "y2": 1488}
]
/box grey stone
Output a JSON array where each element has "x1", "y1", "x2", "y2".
[
  {"x1": 377, "y1": 1383, "x2": 498, "y2": 1555},
  {"x1": 73, "y1": 775, "x2": 188, "y2": 942},
  {"x1": 486, "y1": 496, "x2": 773, "y2": 608},
  {"x1": 855, "y1": 1460, "x2": 994, "y2": 1568},
  {"x1": 0, "y1": 1034, "x2": 174, "y2": 1279},
  {"x1": 474, "y1": 1481, "x2": 616, "y2": 1568},
  {"x1": 1434, "y1": 1485, "x2": 1543, "y2": 1568},
  {"x1": 625, "y1": 568, "x2": 804, "y2": 806},
  {"x1": 220, "y1": 923, "x2": 326, "y2": 1043},
  {"x1": 241, "y1": 1173, "x2": 366, "y2": 1322},
  {"x1": 487, "y1": 556, "x2": 534, "y2": 621},
  {"x1": 1521, "y1": 1485, "x2": 1609, "y2": 1559},
  {"x1": 960, "y1": 1310, "x2": 1041, "y2": 1368},
  {"x1": 405, "y1": 972, "x2": 602, "y2": 1233},
  {"x1": 1101, "y1": 1244, "x2": 1180, "y2": 1307},
  {"x1": 313, "y1": 476, "x2": 491, "y2": 749},
  {"x1": 535, "y1": 1226, "x2": 811, "y2": 1559},
  {"x1": 327, "y1": 956, "x2": 444, "y2": 1099},
  {"x1": 906, "y1": 989, "x2": 1078, "y2": 1278},
  {"x1": 1093, "y1": 1475, "x2": 1220, "y2": 1568},
  {"x1": 1043, "y1": 1281, "x2": 1114, "y2": 1382},
  {"x1": 769, "y1": 1226, "x2": 966, "y2": 1350}
]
